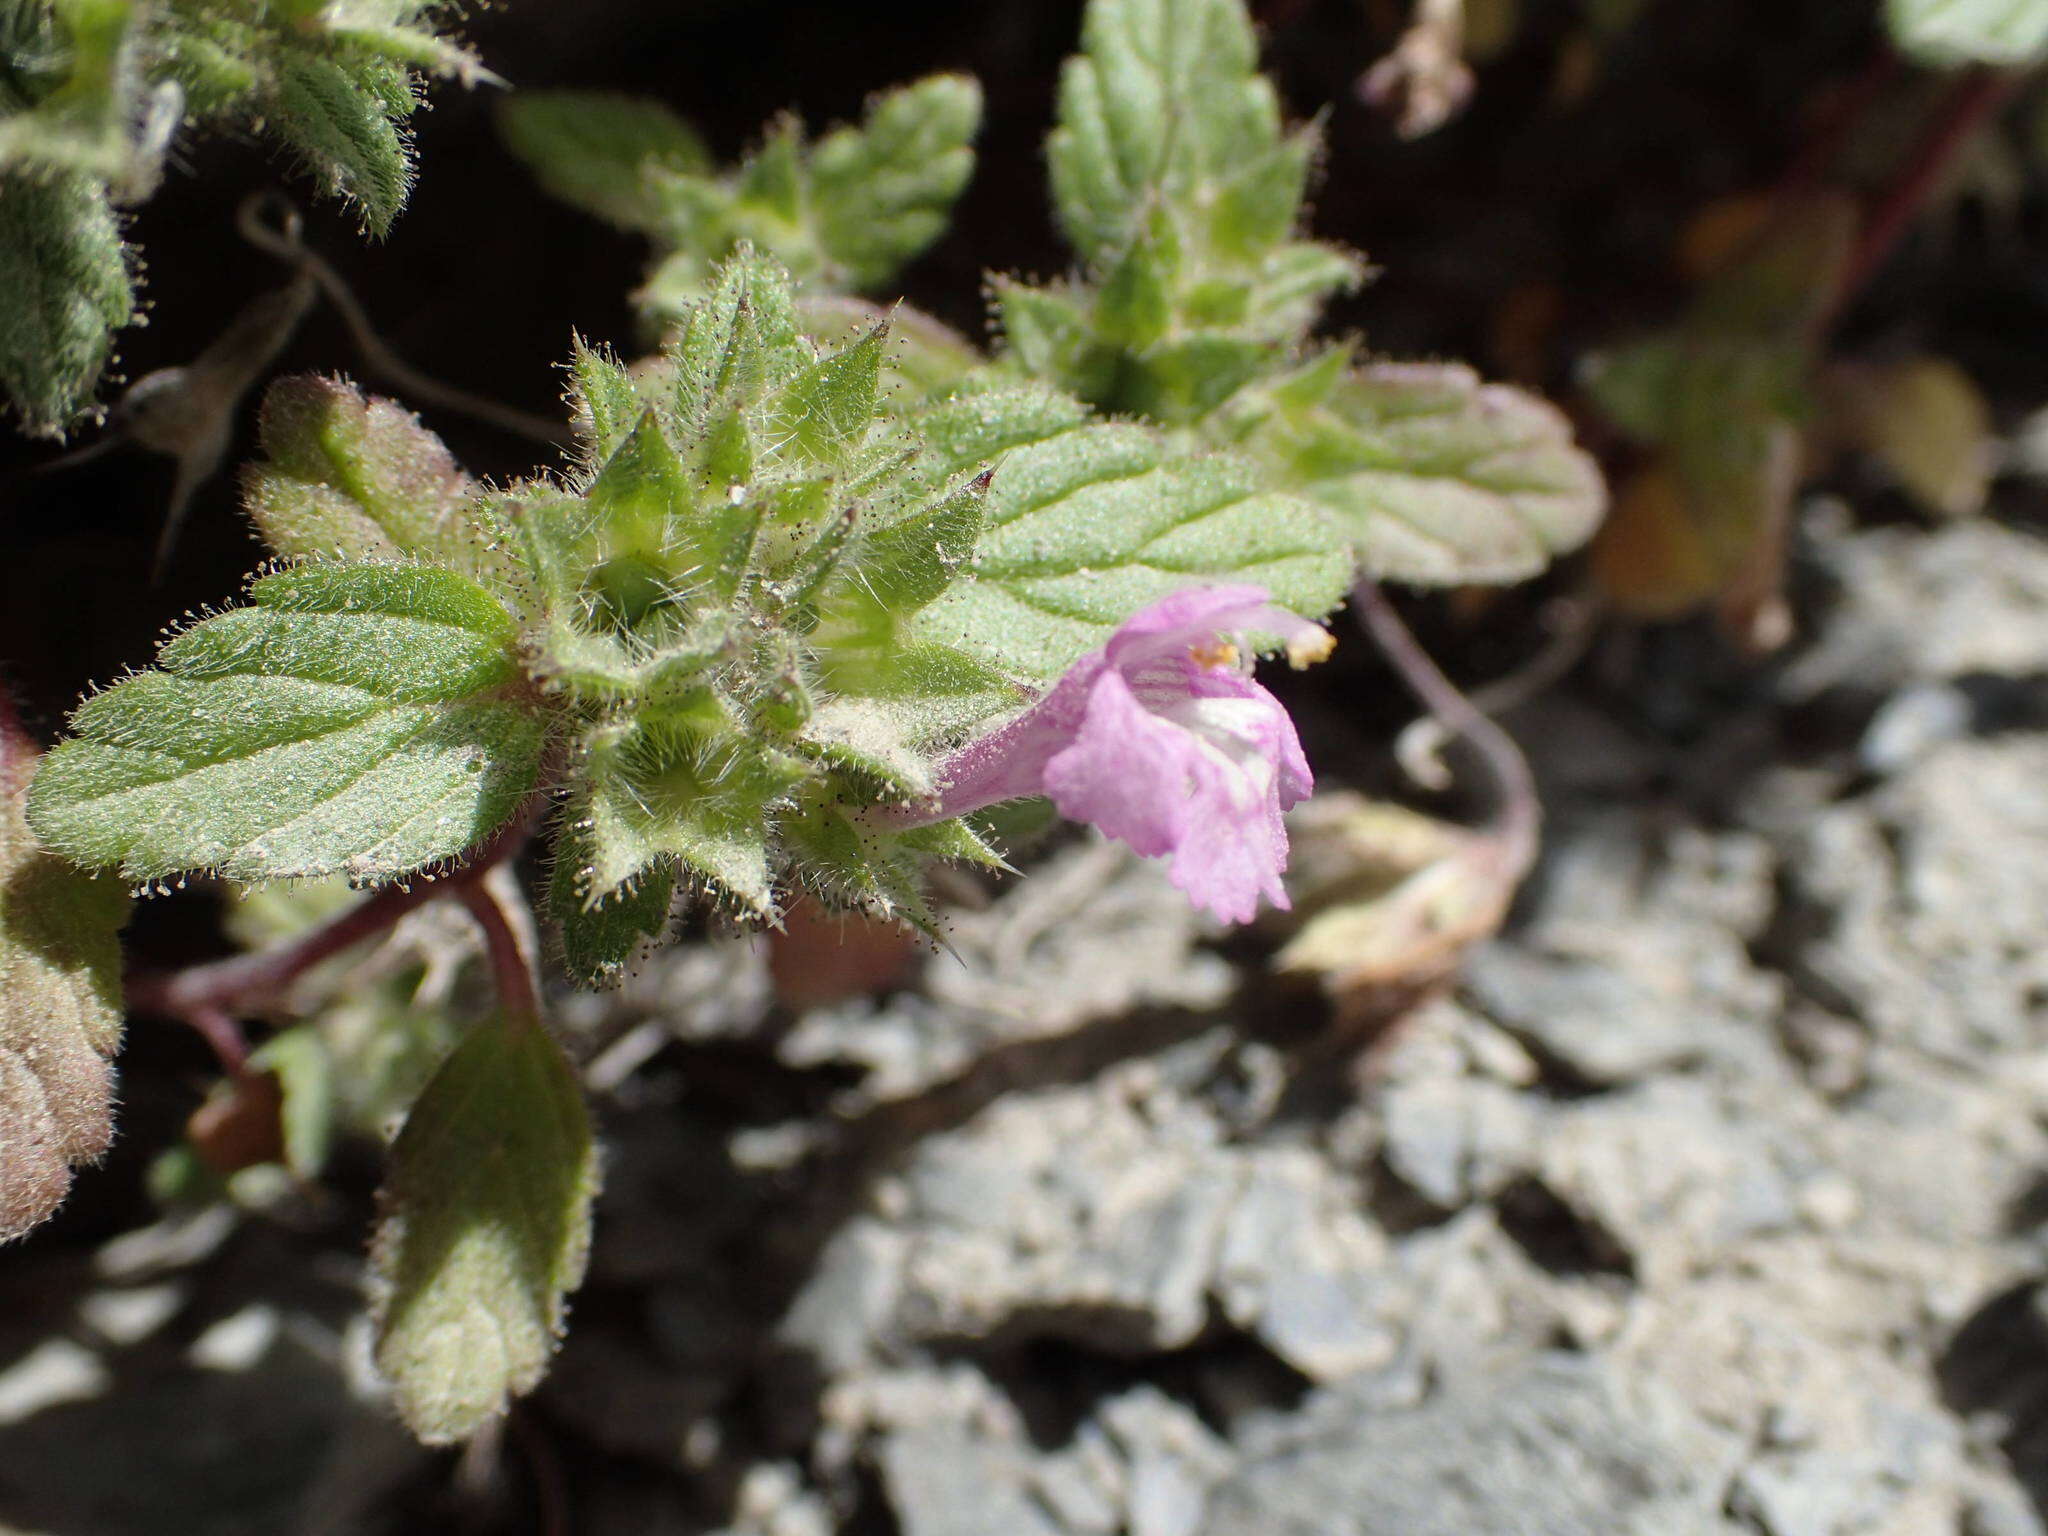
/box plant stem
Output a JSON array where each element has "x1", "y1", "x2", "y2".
[
  {"x1": 124, "y1": 800, "x2": 545, "y2": 1066},
  {"x1": 457, "y1": 878, "x2": 543, "y2": 1029},
  {"x1": 1351, "y1": 579, "x2": 1540, "y2": 883},
  {"x1": 237, "y1": 193, "x2": 569, "y2": 447},
  {"x1": 1821, "y1": 65, "x2": 2022, "y2": 332}
]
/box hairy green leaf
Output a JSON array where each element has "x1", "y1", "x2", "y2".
[
  {"x1": 0, "y1": 0, "x2": 480, "y2": 428},
  {"x1": 1885, "y1": 0, "x2": 2048, "y2": 62},
  {"x1": 914, "y1": 414, "x2": 1351, "y2": 678},
  {"x1": 371, "y1": 1011, "x2": 597, "y2": 1444},
  {"x1": 27, "y1": 564, "x2": 546, "y2": 884},
  {"x1": 1005, "y1": 0, "x2": 1358, "y2": 423},
  {"x1": 1047, "y1": 0, "x2": 1267, "y2": 262},
  {"x1": 0, "y1": 0, "x2": 145, "y2": 180},
  {"x1": 496, "y1": 91, "x2": 711, "y2": 233},
  {"x1": 1238, "y1": 358, "x2": 1609, "y2": 585},
  {"x1": 0, "y1": 167, "x2": 133, "y2": 435},
  {"x1": 268, "y1": 49, "x2": 415, "y2": 236},
  {"x1": 1, "y1": 730, "x2": 127, "y2": 1242}
]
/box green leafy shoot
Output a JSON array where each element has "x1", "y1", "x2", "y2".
[
  {"x1": 990, "y1": 0, "x2": 1605, "y2": 582},
  {"x1": 500, "y1": 74, "x2": 982, "y2": 317}
]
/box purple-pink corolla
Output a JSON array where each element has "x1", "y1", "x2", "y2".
[{"x1": 912, "y1": 585, "x2": 1335, "y2": 925}]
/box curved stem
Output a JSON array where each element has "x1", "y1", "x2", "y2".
[
  {"x1": 1817, "y1": 65, "x2": 2022, "y2": 335},
  {"x1": 238, "y1": 193, "x2": 569, "y2": 448},
  {"x1": 457, "y1": 878, "x2": 542, "y2": 1030},
  {"x1": 1352, "y1": 579, "x2": 1540, "y2": 883}
]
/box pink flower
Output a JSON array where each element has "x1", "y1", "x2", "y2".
[{"x1": 917, "y1": 585, "x2": 1334, "y2": 924}]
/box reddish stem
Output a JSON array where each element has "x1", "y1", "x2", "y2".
[
  {"x1": 1823, "y1": 65, "x2": 2021, "y2": 330},
  {"x1": 457, "y1": 880, "x2": 542, "y2": 1028},
  {"x1": 124, "y1": 799, "x2": 546, "y2": 1070},
  {"x1": 1773, "y1": 51, "x2": 1902, "y2": 204},
  {"x1": 1352, "y1": 579, "x2": 1540, "y2": 883},
  {"x1": 186, "y1": 1005, "x2": 252, "y2": 1077}
]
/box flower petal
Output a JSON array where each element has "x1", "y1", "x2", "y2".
[{"x1": 1042, "y1": 670, "x2": 1192, "y2": 859}]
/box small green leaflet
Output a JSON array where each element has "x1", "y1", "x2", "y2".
[
  {"x1": 370, "y1": 1009, "x2": 597, "y2": 1444},
  {"x1": 1008, "y1": 0, "x2": 1359, "y2": 424},
  {"x1": 1884, "y1": 0, "x2": 2048, "y2": 63},
  {"x1": 806, "y1": 74, "x2": 982, "y2": 290},
  {"x1": 1048, "y1": 0, "x2": 1272, "y2": 263},
  {"x1": 494, "y1": 91, "x2": 712, "y2": 234},
  {"x1": 27, "y1": 563, "x2": 547, "y2": 885},
  {"x1": 1, "y1": 730, "x2": 128, "y2": 1242}
]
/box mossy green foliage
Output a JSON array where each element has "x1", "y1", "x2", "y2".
[{"x1": 0, "y1": 0, "x2": 484, "y2": 434}]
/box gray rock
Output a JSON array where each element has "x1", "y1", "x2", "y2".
[
  {"x1": 880, "y1": 1431, "x2": 1067, "y2": 1536},
  {"x1": 1726, "y1": 1455, "x2": 1881, "y2": 1536},
  {"x1": 781, "y1": 842, "x2": 1234, "y2": 1107},
  {"x1": 1780, "y1": 520, "x2": 2048, "y2": 701},
  {"x1": 1784, "y1": 737, "x2": 2048, "y2": 1061},
  {"x1": 1201, "y1": 1354, "x2": 1734, "y2": 1536},
  {"x1": 1380, "y1": 1075, "x2": 1537, "y2": 1210},
  {"x1": 1965, "y1": 1488, "x2": 2048, "y2": 1536}
]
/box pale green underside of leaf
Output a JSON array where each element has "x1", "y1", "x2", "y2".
[
  {"x1": 1884, "y1": 0, "x2": 2048, "y2": 63},
  {"x1": 26, "y1": 564, "x2": 545, "y2": 884},
  {"x1": 1, "y1": 749, "x2": 128, "y2": 1242},
  {"x1": 0, "y1": 167, "x2": 133, "y2": 435},
  {"x1": 371, "y1": 1013, "x2": 597, "y2": 1445},
  {"x1": 911, "y1": 388, "x2": 1350, "y2": 678},
  {"x1": 242, "y1": 374, "x2": 506, "y2": 583},
  {"x1": 1272, "y1": 362, "x2": 1608, "y2": 586}
]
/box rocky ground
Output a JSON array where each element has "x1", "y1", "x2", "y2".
[{"x1": 4, "y1": 501, "x2": 2048, "y2": 1535}]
